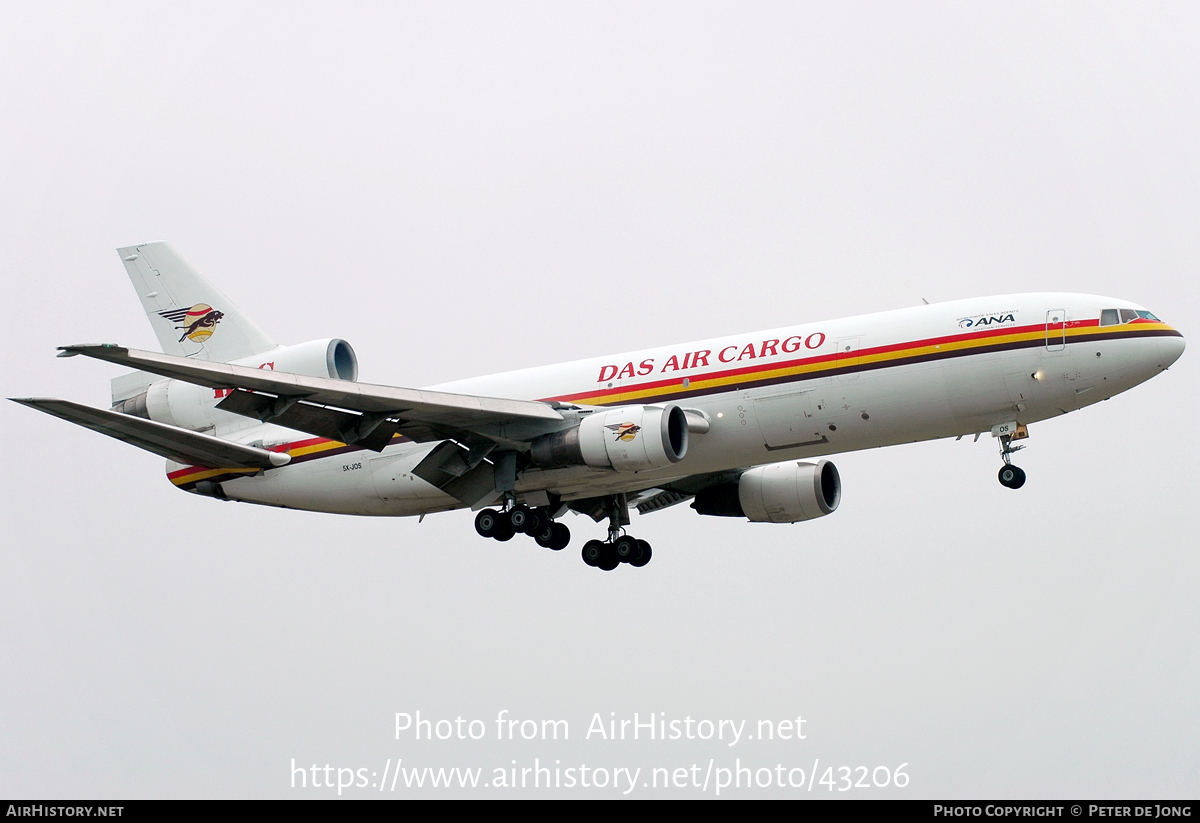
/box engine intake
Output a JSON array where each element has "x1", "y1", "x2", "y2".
[
  {"x1": 693, "y1": 460, "x2": 841, "y2": 523},
  {"x1": 238, "y1": 338, "x2": 357, "y2": 381}
]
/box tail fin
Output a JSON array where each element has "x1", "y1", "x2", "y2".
[{"x1": 116, "y1": 242, "x2": 277, "y2": 362}]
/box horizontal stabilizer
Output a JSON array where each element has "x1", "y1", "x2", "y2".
[
  {"x1": 56, "y1": 345, "x2": 565, "y2": 443},
  {"x1": 10, "y1": 398, "x2": 291, "y2": 469}
]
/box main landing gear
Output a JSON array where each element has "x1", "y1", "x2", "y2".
[
  {"x1": 474, "y1": 504, "x2": 571, "y2": 551},
  {"x1": 580, "y1": 494, "x2": 653, "y2": 572},
  {"x1": 996, "y1": 432, "x2": 1027, "y2": 490},
  {"x1": 474, "y1": 494, "x2": 653, "y2": 570},
  {"x1": 581, "y1": 536, "x2": 652, "y2": 572}
]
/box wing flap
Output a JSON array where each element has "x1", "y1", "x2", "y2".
[
  {"x1": 634, "y1": 488, "x2": 695, "y2": 514},
  {"x1": 215, "y1": 389, "x2": 402, "y2": 452},
  {"x1": 11, "y1": 398, "x2": 289, "y2": 470}
]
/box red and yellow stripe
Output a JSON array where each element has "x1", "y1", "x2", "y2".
[
  {"x1": 547, "y1": 318, "x2": 1179, "y2": 407},
  {"x1": 166, "y1": 318, "x2": 1178, "y2": 488},
  {"x1": 167, "y1": 433, "x2": 405, "y2": 489}
]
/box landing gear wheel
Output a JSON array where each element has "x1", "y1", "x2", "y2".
[
  {"x1": 582, "y1": 540, "x2": 604, "y2": 567},
  {"x1": 998, "y1": 465, "x2": 1026, "y2": 489},
  {"x1": 493, "y1": 522, "x2": 516, "y2": 541},
  {"x1": 548, "y1": 522, "x2": 570, "y2": 551},
  {"x1": 613, "y1": 535, "x2": 639, "y2": 563},
  {"x1": 628, "y1": 539, "x2": 653, "y2": 568},
  {"x1": 533, "y1": 523, "x2": 555, "y2": 548},
  {"x1": 522, "y1": 508, "x2": 546, "y2": 536},
  {"x1": 507, "y1": 506, "x2": 530, "y2": 533},
  {"x1": 474, "y1": 509, "x2": 500, "y2": 538},
  {"x1": 596, "y1": 544, "x2": 620, "y2": 571}
]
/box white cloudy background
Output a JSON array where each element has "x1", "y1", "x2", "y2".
[{"x1": 1, "y1": 2, "x2": 1197, "y2": 798}]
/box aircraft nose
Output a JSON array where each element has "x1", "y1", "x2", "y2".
[{"x1": 1159, "y1": 333, "x2": 1185, "y2": 369}]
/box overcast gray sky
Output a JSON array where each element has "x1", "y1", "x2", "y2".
[{"x1": 2, "y1": 2, "x2": 1197, "y2": 798}]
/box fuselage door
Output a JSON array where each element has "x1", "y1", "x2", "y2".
[
  {"x1": 1045, "y1": 310, "x2": 1066, "y2": 352},
  {"x1": 835, "y1": 336, "x2": 861, "y2": 381}
]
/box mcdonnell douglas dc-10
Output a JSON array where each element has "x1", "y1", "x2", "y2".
[{"x1": 13, "y1": 243, "x2": 1185, "y2": 571}]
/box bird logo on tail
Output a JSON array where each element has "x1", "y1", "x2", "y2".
[{"x1": 158, "y1": 304, "x2": 225, "y2": 343}]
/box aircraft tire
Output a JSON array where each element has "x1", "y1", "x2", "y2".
[
  {"x1": 596, "y1": 544, "x2": 620, "y2": 571},
  {"x1": 582, "y1": 540, "x2": 604, "y2": 567},
  {"x1": 613, "y1": 535, "x2": 639, "y2": 562},
  {"x1": 493, "y1": 522, "x2": 516, "y2": 542},
  {"x1": 549, "y1": 522, "x2": 570, "y2": 551},
  {"x1": 475, "y1": 509, "x2": 500, "y2": 538},
  {"x1": 533, "y1": 523, "x2": 555, "y2": 548},
  {"x1": 628, "y1": 540, "x2": 652, "y2": 568},
  {"x1": 523, "y1": 508, "x2": 546, "y2": 536},
  {"x1": 507, "y1": 506, "x2": 530, "y2": 532},
  {"x1": 998, "y1": 465, "x2": 1026, "y2": 489}
]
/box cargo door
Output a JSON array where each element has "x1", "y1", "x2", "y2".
[{"x1": 755, "y1": 391, "x2": 825, "y2": 451}]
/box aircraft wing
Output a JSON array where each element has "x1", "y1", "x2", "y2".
[
  {"x1": 11, "y1": 398, "x2": 291, "y2": 469},
  {"x1": 56, "y1": 344, "x2": 565, "y2": 450}
]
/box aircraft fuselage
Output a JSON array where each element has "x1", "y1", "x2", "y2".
[{"x1": 177, "y1": 292, "x2": 1183, "y2": 517}]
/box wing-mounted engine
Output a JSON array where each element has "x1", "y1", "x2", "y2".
[
  {"x1": 112, "y1": 338, "x2": 358, "y2": 431},
  {"x1": 530, "y1": 404, "x2": 689, "y2": 471},
  {"x1": 692, "y1": 459, "x2": 841, "y2": 523}
]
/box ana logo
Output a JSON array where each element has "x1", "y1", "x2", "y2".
[
  {"x1": 159, "y1": 304, "x2": 225, "y2": 343},
  {"x1": 958, "y1": 311, "x2": 1017, "y2": 329},
  {"x1": 606, "y1": 422, "x2": 640, "y2": 442}
]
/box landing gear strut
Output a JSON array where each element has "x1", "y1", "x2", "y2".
[
  {"x1": 580, "y1": 494, "x2": 653, "y2": 571},
  {"x1": 996, "y1": 432, "x2": 1027, "y2": 490}
]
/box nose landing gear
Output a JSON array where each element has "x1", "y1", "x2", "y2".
[
  {"x1": 996, "y1": 430, "x2": 1027, "y2": 490},
  {"x1": 998, "y1": 463, "x2": 1026, "y2": 489}
]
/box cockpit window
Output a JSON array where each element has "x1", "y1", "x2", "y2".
[
  {"x1": 1119, "y1": 309, "x2": 1138, "y2": 323},
  {"x1": 1136, "y1": 310, "x2": 1160, "y2": 321},
  {"x1": 1100, "y1": 309, "x2": 1119, "y2": 326}
]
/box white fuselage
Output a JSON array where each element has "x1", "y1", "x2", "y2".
[{"x1": 174, "y1": 293, "x2": 1183, "y2": 516}]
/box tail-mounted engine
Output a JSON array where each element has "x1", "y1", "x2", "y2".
[
  {"x1": 692, "y1": 459, "x2": 841, "y2": 523},
  {"x1": 530, "y1": 404, "x2": 689, "y2": 472}
]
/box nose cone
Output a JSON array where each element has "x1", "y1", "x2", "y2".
[{"x1": 1159, "y1": 332, "x2": 1185, "y2": 369}]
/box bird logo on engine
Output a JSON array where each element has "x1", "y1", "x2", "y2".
[{"x1": 606, "y1": 422, "x2": 640, "y2": 442}]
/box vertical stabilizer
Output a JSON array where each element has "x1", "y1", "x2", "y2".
[{"x1": 116, "y1": 242, "x2": 277, "y2": 362}]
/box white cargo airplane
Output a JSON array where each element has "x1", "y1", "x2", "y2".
[{"x1": 13, "y1": 243, "x2": 1185, "y2": 571}]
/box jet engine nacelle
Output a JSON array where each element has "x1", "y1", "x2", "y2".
[
  {"x1": 239, "y1": 338, "x2": 359, "y2": 383},
  {"x1": 692, "y1": 459, "x2": 841, "y2": 523},
  {"x1": 530, "y1": 404, "x2": 689, "y2": 472},
  {"x1": 118, "y1": 339, "x2": 359, "y2": 431}
]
